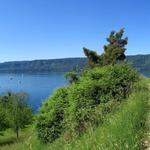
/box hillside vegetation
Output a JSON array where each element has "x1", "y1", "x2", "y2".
[
  {"x1": 127, "y1": 54, "x2": 150, "y2": 76},
  {"x1": 0, "y1": 56, "x2": 149, "y2": 75},
  {"x1": 0, "y1": 77, "x2": 149, "y2": 150},
  {"x1": 0, "y1": 29, "x2": 150, "y2": 150},
  {"x1": 37, "y1": 64, "x2": 139, "y2": 143},
  {"x1": 0, "y1": 58, "x2": 87, "y2": 73}
]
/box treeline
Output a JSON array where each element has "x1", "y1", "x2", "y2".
[
  {"x1": 0, "y1": 55, "x2": 149, "y2": 74},
  {"x1": 0, "y1": 58, "x2": 87, "y2": 73}
]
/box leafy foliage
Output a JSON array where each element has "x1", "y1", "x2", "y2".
[
  {"x1": 37, "y1": 64, "x2": 139, "y2": 143},
  {"x1": 0, "y1": 110, "x2": 10, "y2": 135},
  {"x1": 0, "y1": 78, "x2": 148, "y2": 150},
  {"x1": 64, "y1": 64, "x2": 138, "y2": 137},
  {"x1": 65, "y1": 67, "x2": 82, "y2": 84},
  {"x1": 65, "y1": 71, "x2": 79, "y2": 84},
  {"x1": 36, "y1": 29, "x2": 138, "y2": 144},
  {"x1": 0, "y1": 92, "x2": 33, "y2": 138},
  {"x1": 36, "y1": 88, "x2": 69, "y2": 143},
  {"x1": 0, "y1": 94, "x2": 12, "y2": 134}
]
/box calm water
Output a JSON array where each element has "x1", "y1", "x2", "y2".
[
  {"x1": 0, "y1": 72, "x2": 67, "y2": 111},
  {"x1": 141, "y1": 71, "x2": 150, "y2": 77},
  {"x1": 0, "y1": 71, "x2": 149, "y2": 111}
]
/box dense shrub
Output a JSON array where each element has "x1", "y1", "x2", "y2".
[
  {"x1": 36, "y1": 88, "x2": 69, "y2": 143},
  {"x1": 37, "y1": 64, "x2": 139, "y2": 143},
  {"x1": 65, "y1": 64, "x2": 139, "y2": 136},
  {"x1": 62, "y1": 79, "x2": 149, "y2": 150}
]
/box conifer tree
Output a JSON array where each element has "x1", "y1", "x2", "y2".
[
  {"x1": 103, "y1": 28, "x2": 128, "y2": 65},
  {"x1": 83, "y1": 47, "x2": 101, "y2": 68},
  {"x1": 83, "y1": 28, "x2": 128, "y2": 67}
]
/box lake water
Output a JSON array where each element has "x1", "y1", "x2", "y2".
[
  {"x1": 0, "y1": 71, "x2": 149, "y2": 112},
  {"x1": 0, "y1": 72, "x2": 67, "y2": 111},
  {"x1": 141, "y1": 71, "x2": 150, "y2": 77}
]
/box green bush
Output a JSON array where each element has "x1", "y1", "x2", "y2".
[
  {"x1": 65, "y1": 64, "x2": 139, "y2": 136},
  {"x1": 0, "y1": 110, "x2": 10, "y2": 135},
  {"x1": 37, "y1": 64, "x2": 139, "y2": 143},
  {"x1": 62, "y1": 79, "x2": 149, "y2": 150},
  {"x1": 0, "y1": 92, "x2": 33, "y2": 138},
  {"x1": 36, "y1": 88, "x2": 69, "y2": 143}
]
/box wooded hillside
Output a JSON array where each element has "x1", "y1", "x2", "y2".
[{"x1": 0, "y1": 55, "x2": 149, "y2": 76}]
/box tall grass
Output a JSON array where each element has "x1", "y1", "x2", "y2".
[
  {"x1": 62, "y1": 78, "x2": 149, "y2": 150},
  {"x1": 0, "y1": 78, "x2": 149, "y2": 150}
]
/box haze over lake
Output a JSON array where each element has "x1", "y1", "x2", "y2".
[{"x1": 0, "y1": 72, "x2": 67, "y2": 111}]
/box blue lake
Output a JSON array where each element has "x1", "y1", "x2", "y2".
[
  {"x1": 0, "y1": 71, "x2": 149, "y2": 112},
  {"x1": 0, "y1": 72, "x2": 67, "y2": 111},
  {"x1": 141, "y1": 71, "x2": 150, "y2": 77}
]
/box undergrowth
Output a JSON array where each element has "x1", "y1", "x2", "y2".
[{"x1": 0, "y1": 78, "x2": 149, "y2": 150}]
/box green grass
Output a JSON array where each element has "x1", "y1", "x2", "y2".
[
  {"x1": 0, "y1": 78, "x2": 149, "y2": 150},
  {"x1": 67, "y1": 83, "x2": 149, "y2": 150}
]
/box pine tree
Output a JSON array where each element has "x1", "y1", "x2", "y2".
[
  {"x1": 83, "y1": 47, "x2": 101, "y2": 68},
  {"x1": 103, "y1": 28, "x2": 128, "y2": 65},
  {"x1": 83, "y1": 28, "x2": 128, "y2": 67}
]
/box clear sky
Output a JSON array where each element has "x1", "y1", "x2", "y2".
[{"x1": 0, "y1": 0, "x2": 150, "y2": 62}]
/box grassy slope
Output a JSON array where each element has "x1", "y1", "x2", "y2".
[{"x1": 0, "y1": 78, "x2": 149, "y2": 150}]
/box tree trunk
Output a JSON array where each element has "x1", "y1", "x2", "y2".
[{"x1": 16, "y1": 127, "x2": 19, "y2": 139}]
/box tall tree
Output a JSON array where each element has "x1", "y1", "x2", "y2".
[{"x1": 83, "y1": 28, "x2": 128, "y2": 67}]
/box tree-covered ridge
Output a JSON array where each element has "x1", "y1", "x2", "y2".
[
  {"x1": 127, "y1": 54, "x2": 150, "y2": 76},
  {"x1": 0, "y1": 58, "x2": 87, "y2": 73},
  {"x1": 0, "y1": 55, "x2": 149, "y2": 75}
]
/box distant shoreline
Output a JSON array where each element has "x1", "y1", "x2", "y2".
[{"x1": 0, "y1": 55, "x2": 149, "y2": 75}]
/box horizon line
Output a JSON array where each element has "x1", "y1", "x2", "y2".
[{"x1": 0, "y1": 53, "x2": 150, "y2": 63}]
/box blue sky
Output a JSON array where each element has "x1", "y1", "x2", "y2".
[{"x1": 0, "y1": 0, "x2": 150, "y2": 62}]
